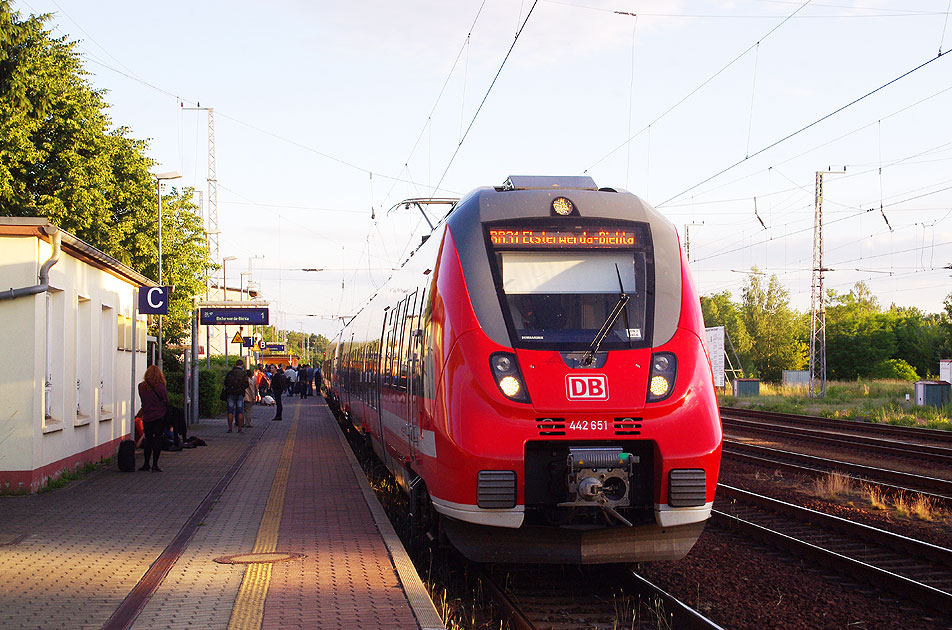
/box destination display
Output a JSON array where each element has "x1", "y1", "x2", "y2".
[
  {"x1": 199, "y1": 307, "x2": 269, "y2": 325},
  {"x1": 488, "y1": 227, "x2": 639, "y2": 249}
]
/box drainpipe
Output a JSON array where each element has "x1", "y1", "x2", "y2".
[{"x1": 0, "y1": 227, "x2": 62, "y2": 301}]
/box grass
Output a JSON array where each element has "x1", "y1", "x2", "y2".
[
  {"x1": 808, "y1": 472, "x2": 944, "y2": 523},
  {"x1": 721, "y1": 379, "x2": 952, "y2": 431},
  {"x1": 37, "y1": 459, "x2": 107, "y2": 493},
  {"x1": 811, "y1": 473, "x2": 856, "y2": 500}
]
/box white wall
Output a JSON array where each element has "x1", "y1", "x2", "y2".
[
  {"x1": 0, "y1": 237, "x2": 40, "y2": 472},
  {"x1": 0, "y1": 234, "x2": 147, "y2": 478}
]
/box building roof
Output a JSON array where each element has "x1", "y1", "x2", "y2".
[{"x1": 0, "y1": 217, "x2": 155, "y2": 287}]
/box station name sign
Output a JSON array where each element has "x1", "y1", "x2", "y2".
[
  {"x1": 488, "y1": 227, "x2": 638, "y2": 249},
  {"x1": 199, "y1": 307, "x2": 269, "y2": 326}
]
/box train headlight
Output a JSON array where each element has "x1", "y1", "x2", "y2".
[
  {"x1": 649, "y1": 375, "x2": 669, "y2": 397},
  {"x1": 552, "y1": 197, "x2": 574, "y2": 216},
  {"x1": 499, "y1": 376, "x2": 521, "y2": 398},
  {"x1": 646, "y1": 351, "x2": 677, "y2": 403},
  {"x1": 490, "y1": 352, "x2": 531, "y2": 403}
]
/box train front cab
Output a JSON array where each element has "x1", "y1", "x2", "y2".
[{"x1": 428, "y1": 180, "x2": 722, "y2": 563}]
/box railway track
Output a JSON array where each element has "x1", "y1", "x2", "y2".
[
  {"x1": 722, "y1": 440, "x2": 952, "y2": 502},
  {"x1": 480, "y1": 564, "x2": 723, "y2": 630},
  {"x1": 712, "y1": 484, "x2": 952, "y2": 614},
  {"x1": 722, "y1": 416, "x2": 952, "y2": 467},
  {"x1": 720, "y1": 406, "x2": 952, "y2": 445}
]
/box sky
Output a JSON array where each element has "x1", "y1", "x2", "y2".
[{"x1": 12, "y1": 0, "x2": 952, "y2": 338}]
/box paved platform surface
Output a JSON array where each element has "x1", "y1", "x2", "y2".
[{"x1": 0, "y1": 395, "x2": 445, "y2": 630}]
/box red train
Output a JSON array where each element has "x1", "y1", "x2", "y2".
[{"x1": 326, "y1": 176, "x2": 721, "y2": 563}]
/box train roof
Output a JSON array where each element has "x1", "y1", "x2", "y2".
[{"x1": 446, "y1": 177, "x2": 684, "y2": 348}]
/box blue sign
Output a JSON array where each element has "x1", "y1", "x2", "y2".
[
  {"x1": 243, "y1": 337, "x2": 255, "y2": 348},
  {"x1": 263, "y1": 343, "x2": 285, "y2": 352},
  {"x1": 139, "y1": 286, "x2": 170, "y2": 315},
  {"x1": 199, "y1": 307, "x2": 269, "y2": 325}
]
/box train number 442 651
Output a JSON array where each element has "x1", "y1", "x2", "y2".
[{"x1": 569, "y1": 420, "x2": 609, "y2": 431}]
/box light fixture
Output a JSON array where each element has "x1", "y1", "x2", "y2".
[
  {"x1": 552, "y1": 197, "x2": 574, "y2": 216},
  {"x1": 490, "y1": 352, "x2": 530, "y2": 403},
  {"x1": 647, "y1": 352, "x2": 677, "y2": 403}
]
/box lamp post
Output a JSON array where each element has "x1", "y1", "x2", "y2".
[
  {"x1": 222, "y1": 255, "x2": 236, "y2": 362},
  {"x1": 240, "y1": 271, "x2": 253, "y2": 363},
  {"x1": 155, "y1": 171, "x2": 182, "y2": 371}
]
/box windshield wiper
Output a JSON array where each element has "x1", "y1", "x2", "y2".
[
  {"x1": 580, "y1": 264, "x2": 632, "y2": 367},
  {"x1": 580, "y1": 292, "x2": 629, "y2": 367},
  {"x1": 616, "y1": 263, "x2": 633, "y2": 350}
]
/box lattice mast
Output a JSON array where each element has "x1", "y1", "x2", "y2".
[
  {"x1": 809, "y1": 168, "x2": 844, "y2": 398},
  {"x1": 183, "y1": 106, "x2": 219, "y2": 293},
  {"x1": 809, "y1": 171, "x2": 826, "y2": 398}
]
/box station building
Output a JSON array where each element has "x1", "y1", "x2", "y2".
[{"x1": 0, "y1": 218, "x2": 151, "y2": 492}]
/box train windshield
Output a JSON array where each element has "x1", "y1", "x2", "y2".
[{"x1": 493, "y1": 249, "x2": 649, "y2": 349}]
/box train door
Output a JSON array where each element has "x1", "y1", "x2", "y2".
[
  {"x1": 408, "y1": 287, "x2": 427, "y2": 465},
  {"x1": 404, "y1": 289, "x2": 423, "y2": 462}
]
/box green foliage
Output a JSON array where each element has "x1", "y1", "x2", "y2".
[
  {"x1": 870, "y1": 358, "x2": 919, "y2": 381},
  {"x1": 704, "y1": 279, "x2": 949, "y2": 385},
  {"x1": 739, "y1": 268, "x2": 805, "y2": 382},
  {"x1": 700, "y1": 290, "x2": 750, "y2": 376},
  {"x1": 0, "y1": 3, "x2": 207, "y2": 344},
  {"x1": 198, "y1": 366, "x2": 230, "y2": 417}
]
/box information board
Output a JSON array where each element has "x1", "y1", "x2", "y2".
[
  {"x1": 199, "y1": 307, "x2": 269, "y2": 325},
  {"x1": 705, "y1": 326, "x2": 725, "y2": 387},
  {"x1": 488, "y1": 227, "x2": 640, "y2": 249}
]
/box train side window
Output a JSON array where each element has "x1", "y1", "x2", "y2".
[
  {"x1": 411, "y1": 287, "x2": 427, "y2": 395},
  {"x1": 392, "y1": 294, "x2": 411, "y2": 391},
  {"x1": 400, "y1": 291, "x2": 419, "y2": 392}
]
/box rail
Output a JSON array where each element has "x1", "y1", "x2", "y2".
[{"x1": 713, "y1": 484, "x2": 952, "y2": 613}]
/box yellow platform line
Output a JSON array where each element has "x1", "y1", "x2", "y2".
[{"x1": 227, "y1": 403, "x2": 300, "y2": 630}]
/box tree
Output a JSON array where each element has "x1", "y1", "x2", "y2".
[
  {"x1": 826, "y1": 283, "x2": 896, "y2": 380},
  {"x1": 739, "y1": 268, "x2": 805, "y2": 381},
  {"x1": 0, "y1": 3, "x2": 207, "y2": 345},
  {"x1": 700, "y1": 290, "x2": 751, "y2": 375},
  {"x1": 890, "y1": 306, "x2": 947, "y2": 379}
]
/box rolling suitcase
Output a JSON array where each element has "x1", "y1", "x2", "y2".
[{"x1": 117, "y1": 439, "x2": 136, "y2": 472}]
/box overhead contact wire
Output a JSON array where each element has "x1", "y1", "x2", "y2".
[
  {"x1": 584, "y1": 0, "x2": 813, "y2": 174},
  {"x1": 429, "y1": 0, "x2": 540, "y2": 201},
  {"x1": 660, "y1": 48, "x2": 952, "y2": 206}
]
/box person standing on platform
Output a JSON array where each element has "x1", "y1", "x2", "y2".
[
  {"x1": 138, "y1": 365, "x2": 169, "y2": 472},
  {"x1": 254, "y1": 365, "x2": 266, "y2": 398},
  {"x1": 285, "y1": 364, "x2": 297, "y2": 397},
  {"x1": 270, "y1": 366, "x2": 288, "y2": 421},
  {"x1": 299, "y1": 364, "x2": 311, "y2": 399},
  {"x1": 260, "y1": 365, "x2": 273, "y2": 397},
  {"x1": 224, "y1": 359, "x2": 247, "y2": 433},
  {"x1": 244, "y1": 368, "x2": 258, "y2": 428}
]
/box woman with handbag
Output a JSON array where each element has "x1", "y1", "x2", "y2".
[{"x1": 138, "y1": 365, "x2": 169, "y2": 472}]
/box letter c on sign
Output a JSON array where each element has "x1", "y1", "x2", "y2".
[{"x1": 147, "y1": 287, "x2": 164, "y2": 308}]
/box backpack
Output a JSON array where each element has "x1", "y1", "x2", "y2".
[{"x1": 224, "y1": 368, "x2": 246, "y2": 395}]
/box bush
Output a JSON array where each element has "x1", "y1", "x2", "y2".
[
  {"x1": 198, "y1": 366, "x2": 230, "y2": 417},
  {"x1": 870, "y1": 358, "x2": 919, "y2": 381}
]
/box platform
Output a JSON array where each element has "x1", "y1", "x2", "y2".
[{"x1": 0, "y1": 395, "x2": 445, "y2": 630}]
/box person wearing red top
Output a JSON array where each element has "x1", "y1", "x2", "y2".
[{"x1": 138, "y1": 365, "x2": 169, "y2": 472}]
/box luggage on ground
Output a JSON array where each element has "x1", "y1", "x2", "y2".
[{"x1": 118, "y1": 439, "x2": 136, "y2": 472}]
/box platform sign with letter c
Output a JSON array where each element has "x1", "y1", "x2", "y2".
[{"x1": 138, "y1": 286, "x2": 170, "y2": 315}]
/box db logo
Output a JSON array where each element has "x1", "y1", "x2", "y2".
[{"x1": 565, "y1": 374, "x2": 609, "y2": 400}]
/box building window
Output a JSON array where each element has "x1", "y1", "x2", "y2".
[
  {"x1": 76, "y1": 295, "x2": 92, "y2": 420},
  {"x1": 45, "y1": 288, "x2": 65, "y2": 423},
  {"x1": 101, "y1": 305, "x2": 115, "y2": 417}
]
